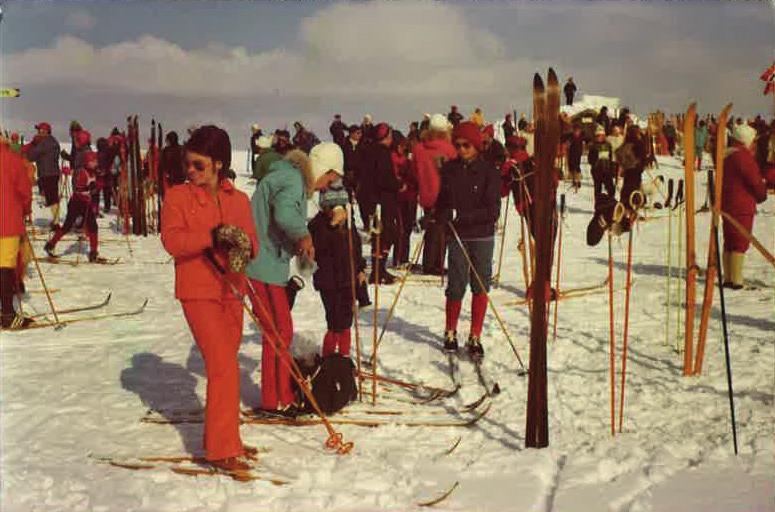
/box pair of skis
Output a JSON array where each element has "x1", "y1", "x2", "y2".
[
  {"x1": 524, "y1": 69, "x2": 561, "y2": 448},
  {"x1": 7, "y1": 297, "x2": 148, "y2": 331}
]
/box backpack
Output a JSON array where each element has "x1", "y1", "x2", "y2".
[{"x1": 295, "y1": 353, "x2": 357, "y2": 415}]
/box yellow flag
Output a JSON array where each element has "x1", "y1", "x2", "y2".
[{"x1": 0, "y1": 88, "x2": 21, "y2": 98}]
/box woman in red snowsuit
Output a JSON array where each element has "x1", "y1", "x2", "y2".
[
  {"x1": 721, "y1": 124, "x2": 768, "y2": 289},
  {"x1": 161, "y1": 126, "x2": 258, "y2": 470}
]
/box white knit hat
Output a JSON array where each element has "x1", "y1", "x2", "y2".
[
  {"x1": 257, "y1": 135, "x2": 272, "y2": 149},
  {"x1": 309, "y1": 142, "x2": 344, "y2": 182},
  {"x1": 250, "y1": 123, "x2": 261, "y2": 133},
  {"x1": 429, "y1": 113, "x2": 451, "y2": 132},
  {"x1": 732, "y1": 124, "x2": 756, "y2": 148}
]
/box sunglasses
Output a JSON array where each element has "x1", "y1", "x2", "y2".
[
  {"x1": 185, "y1": 159, "x2": 208, "y2": 172},
  {"x1": 454, "y1": 141, "x2": 473, "y2": 150}
]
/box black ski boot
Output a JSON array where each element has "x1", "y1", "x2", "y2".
[
  {"x1": 586, "y1": 193, "x2": 617, "y2": 247},
  {"x1": 43, "y1": 241, "x2": 56, "y2": 258},
  {"x1": 0, "y1": 269, "x2": 33, "y2": 329},
  {"x1": 443, "y1": 330, "x2": 459, "y2": 353},
  {"x1": 466, "y1": 335, "x2": 485, "y2": 361},
  {"x1": 88, "y1": 251, "x2": 99, "y2": 263}
]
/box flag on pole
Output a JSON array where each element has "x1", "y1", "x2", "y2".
[
  {"x1": 760, "y1": 62, "x2": 775, "y2": 96},
  {"x1": 0, "y1": 88, "x2": 21, "y2": 98}
]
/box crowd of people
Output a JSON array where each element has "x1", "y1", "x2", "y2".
[{"x1": 1, "y1": 101, "x2": 773, "y2": 471}]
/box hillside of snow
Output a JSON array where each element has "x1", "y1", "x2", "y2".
[{"x1": 1, "y1": 151, "x2": 773, "y2": 512}]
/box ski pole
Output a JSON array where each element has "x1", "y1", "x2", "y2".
[
  {"x1": 493, "y1": 192, "x2": 510, "y2": 287},
  {"x1": 619, "y1": 191, "x2": 643, "y2": 432},
  {"x1": 371, "y1": 205, "x2": 382, "y2": 406},
  {"x1": 665, "y1": 178, "x2": 673, "y2": 346},
  {"x1": 607, "y1": 229, "x2": 616, "y2": 437},
  {"x1": 708, "y1": 176, "x2": 738, "y2": 455},
  {"x1": 447, "y1": 221, "x2": 527, "y2": 374},
  {"x1": 674, "y1": 179, "x2": 684, "y2": 354},
  {"x1": 551, "y1": 194, "x2": 565, "y2": 343},
  {"x1": 205, "y1": 250, "x2": 353, "y2": 454},
  {"x1": 24, "y1": 230, "x2": 61, "y2": 327},
  {"x1": 346, "y1": 204, "x2": 363, "y2": 401},
  {"x1": 370, "y1": 237, "x2": 425, "y2": 363}
]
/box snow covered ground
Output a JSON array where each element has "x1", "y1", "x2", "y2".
[{"x1": 1, "y1": 152, "x2": 773, "y2": 512}]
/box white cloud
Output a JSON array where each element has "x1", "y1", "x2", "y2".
[{"x1": 65, "y1": 8, "x2": 97, "y2": 31}]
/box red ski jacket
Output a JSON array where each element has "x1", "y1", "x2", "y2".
[
  {"x1": 721, "y1": 145, "x2": 767, "y2": 217},
  {"x1": 161, "y1": 180, "x2": 259, "y2": 301},
  {"x1": 413, "y1": 138, "x2": 457, "y2": 209},
  {"x1": 0, "y1": 142, "x2": 33, "y2": 237}
]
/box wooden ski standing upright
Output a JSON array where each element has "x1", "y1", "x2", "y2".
[
  {"x1": 694, "y1": 103, "x2": 732, "y2": 375},
  {"x1": 525, "y1": 68, "x2": 560, "y2": 448},
  {"x1": 682, "y1": 103, "x2": 697, "y2": 376}
]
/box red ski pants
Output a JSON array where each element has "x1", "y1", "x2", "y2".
[
  {"x1": 248, "y1": 279, "x2": 295, "y2": 410},
  {"x1": 181, "y1": 299, "x2": 245, "y2": 461}
]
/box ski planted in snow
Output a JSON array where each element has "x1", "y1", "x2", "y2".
[
  {"x1": 525, "y1": 68, "x2": 560, "y2": 448},
  {"x1": 694, "y1": 103, "x2": 732, "y2": 375},
  {"x1": 682, "y1": 102, "x2": 697, "y2": 375}
]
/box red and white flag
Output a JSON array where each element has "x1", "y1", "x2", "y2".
[{"x1": 761, "y1": 62, "x2": 775, "y2": 95}]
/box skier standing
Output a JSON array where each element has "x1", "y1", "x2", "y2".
[
  {"x1": 159, "y1": 131, "x2": 185, "y2": 192},
  {"x1": 308, "y1": 142, "x2": 366, "y2": 357},
  {"x1": 502, "y1": 113, "x2": 516, "y2": 139},
  {"x1": 292, "y1": 122, "x2": 320, "y2": 154},
  {"x1": 418, "y1": 122, "x2": 501, "y2": 359},
  {"x1": 0, "y1": 135, "x2": 33, "y2": 329},
  {"x1": 720, "y1": 124, "x2": 769, "y2": 289},
  {"x1": 695, "y1": 119, "x2": 709, "y2": 170},
  {"x1": 367, "y1": 123, "x2": 400, "y2": 284},
  {"x1": 22, "y1": 122, "x2": 61, "y2": 228},
  {"x1": 563, "y1": 77, "x2": 577, "y2": 106},
  {"x1": 482, "y1": 124, "x2": 506, "y2": 168},
  {"x1": 44, "y1": 151, "x2": 102, "y2": 262},
  {"x1": 329, "y1": 114, "x2": 347, "y2": 148},
  {"x1": 565, "y1": 124, "x2": 585, "y2": 189},
  {"x1": 588, "y1": 125, "x2": 616, "y2": 197},
  {"x1": 161, "y1": 125, "x2": 259, "y2": 471},
  {"x1": 663, "y1": 119, "x2": 677, "y2": 156},
  {"x1": 342, "y1": 125, "x2": 363, "y2": 197},
  {"x1": 447, "y1": 105, "x2": 463, "y2": 128},
  {"x1": 246, "y1": 148, "x2": 314, "y2": 416},
  {"x1": 392, "y1": 132, "x2": 416, "y2": 267},
  {"x1": 412, "y1": 114, "x2": 457, "y2": 276}
]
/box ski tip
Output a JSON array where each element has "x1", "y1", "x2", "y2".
[
  {"x1": 491, "y1": 383, "x2": 501, "y2": 395},
  {"x1": 547, "y1": 67, "x2": 558, "y2": 84},
  {"x1": 533, "y1": 73, "x2": 544, "y2": 90}
]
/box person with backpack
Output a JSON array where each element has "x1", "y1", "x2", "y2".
[
  {"x1": 307, "y1": 142, "x2": 366, "y2": 358},
  {"x1": 160, "y1": 125, "x2": 259, "y2": 472}
]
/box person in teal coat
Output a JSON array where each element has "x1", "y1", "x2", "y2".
[
  {"x1": 246, "y1": 149, "x2": 314, "y2": 415},
  {"x1": 695, "y1": 119, "x2": 709, "y2": 170}
]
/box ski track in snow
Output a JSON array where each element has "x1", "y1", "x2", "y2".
[{"x1": 1, "y1": 152, "x2": 773, "y2": 511}]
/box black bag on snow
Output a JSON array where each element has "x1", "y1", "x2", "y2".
[{"x1": 295, "y1": 353, "x2": 357, "y2": 415}]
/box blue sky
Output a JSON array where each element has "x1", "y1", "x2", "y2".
[{"x1": 2, "y1": 1, "x2": 773, "y2": 145}]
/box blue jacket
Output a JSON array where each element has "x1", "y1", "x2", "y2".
[{"x1": 246, "y1": 159, "x2": 309, "y2": 285}]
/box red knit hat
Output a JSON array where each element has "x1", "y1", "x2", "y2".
[
  {"x1": 452, "y1": 121, "x2": 483, "y2": 152},
  {"x1": 374, "y1": 122, "x2": 391, "y2": 141},
  {"x1": 35, "y1": 122, "x2": 52, "y2": 133},
  {"x1": 483, "y1": 124, "x2": 495, "y2": 138}
]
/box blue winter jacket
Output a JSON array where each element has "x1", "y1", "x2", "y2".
[{"x1": 245, "y1": 159, "x2": 309, "y2": 285}]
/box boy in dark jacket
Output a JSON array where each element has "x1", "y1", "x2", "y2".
[
  {"x1": 587, "y1": 125, "x2": 616, "y2": 197},
  {"x1": 565, "y1": 124, "x2": 585, "y2": 189},
  {"x1": 308, "y1": 143, "x2": 367, "y2": 356}
]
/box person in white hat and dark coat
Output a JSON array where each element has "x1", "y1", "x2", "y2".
[{"x1": 308, "y1": 142, "x2": 368, "y2": 356}]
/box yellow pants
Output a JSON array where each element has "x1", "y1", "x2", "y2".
[{"x1": 0, "y1": 236, "x2": 21, "y2": 269}]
